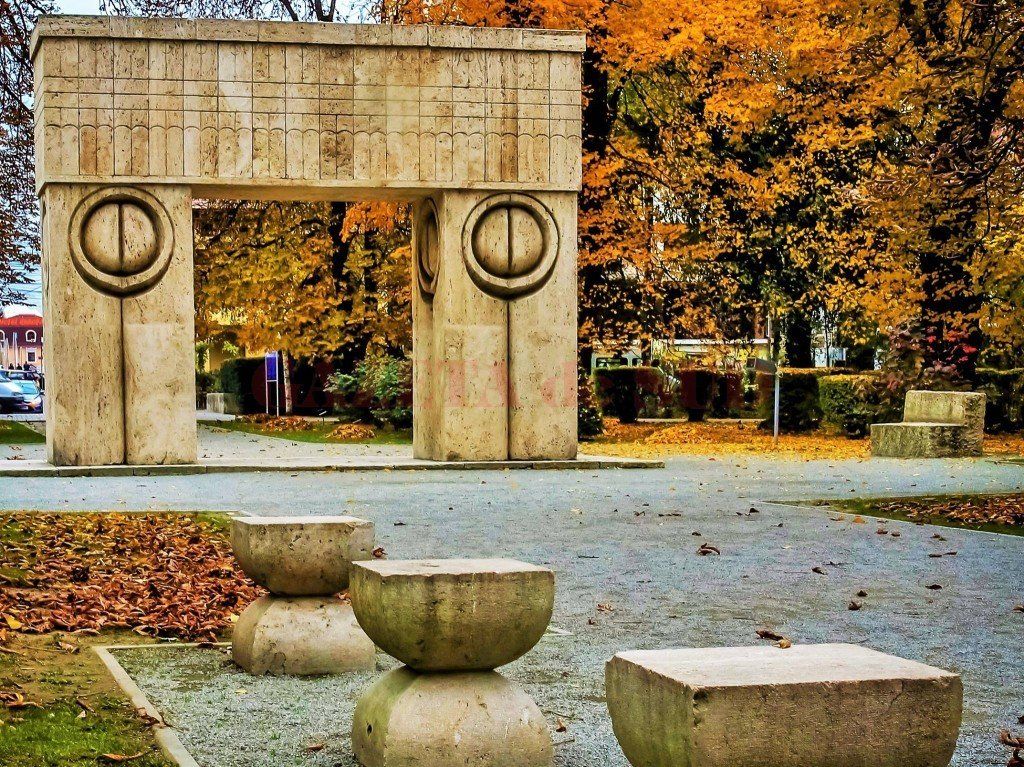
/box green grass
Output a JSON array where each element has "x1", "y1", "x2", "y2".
[
  {"x1": 200, "y1": 419, "x2": 412, "y2": 444},
  {"x1": 0, "y1": 698, "x2": 171, "y2": 767},
  {"x1": 0, "y1": 420, "x2": 44, "y2": 444},
  {"x1": 824, "y1": 494, "x2": 1024, "y2": 537}
]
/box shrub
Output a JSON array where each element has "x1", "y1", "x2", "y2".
[
  {"x1": 676, "y1": 369, "x2": 715, "y2": 421},
  {"x1": 711, "y1": 372, "x2": 743, "y2": 418},
  {"x1": 976, "y1": 368, "x2": 1024, "y2": 433},
  {"x1": 195, "y1": 371, "x2": 218, "y2": 408},
  {"x1": 819, "y1": 374, "x2": 877, "y2": 438},
  {"x1": 595, "y1": 366, "x2": 667, "y2": 423},
  {"x1": 756, "y1": 369, "x2": 822, "y2": 432},
  {"x1": 327, "y1": 351, "x2": 413, "y2": 429},
  {"x1": 577, "y1": 372, "x2": 603, "y2": 438}
]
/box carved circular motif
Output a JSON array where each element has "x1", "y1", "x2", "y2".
[
  {"x1": 415, "y1": 200, "x2": 440, "y2": 300},
  {"x1": 462, "y1": 194, "x2": 559, "y2": 299},
  {"x1": 69, "y1": 187, "x2": 175, "y2": 297},
  {"x1": 81, "y1": 202, "x2": 160, "y2": 276}
]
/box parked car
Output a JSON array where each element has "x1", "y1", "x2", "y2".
[
  {"x1": 10, "y1": 380, "x2": 43, "y2": 413},
  {"x1": 0, "y1": 381, "x2": 28, "y2": 413}
]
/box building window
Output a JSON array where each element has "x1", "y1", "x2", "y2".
[
  {"x1": 27, "y1": 351, "x2": 36, "y2": 363},
  {"x1": 25, "y1": 330, "x2": 37, "y2": 343}
]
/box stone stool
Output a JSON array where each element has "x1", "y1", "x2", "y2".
[
  {"x1": 606, "y1": 643, "x2": 962, "y2": 767},
  {"x1": 350, "y1": 558, "x2": 555, "y2": 767},
  {"x1": 230, "y1": 515, "x2": 376, "y2": 675}
]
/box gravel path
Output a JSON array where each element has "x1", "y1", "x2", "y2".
[{"x1": 3, "y1": 429, "x2": 1023, "y2": 766}]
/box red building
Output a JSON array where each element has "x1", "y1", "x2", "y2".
[{"x1": 0, "y1": 313, "x2": 44, "y2": 371}]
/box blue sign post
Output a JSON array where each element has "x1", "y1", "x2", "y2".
[{"x1": 265, "y1": 351, "x2": 280, "y2": 416}]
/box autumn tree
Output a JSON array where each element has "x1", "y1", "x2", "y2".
[
  {"x1": 0, "y1": 0, "x2": 53, "y2": 305},
  {"x1": 857, "y1": 0, "x2": 1024, "y2": 381}
]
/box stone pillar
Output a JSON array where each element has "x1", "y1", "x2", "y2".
[
  {"x1": 41, "y1": 183, "x2": 197, "y2": 465},
  {"x1": 350, "y1": 558, "x2": 555, "y2": 767},
  {"x1": 230, "y1": 516, "x2": 376, "y2": 676},
  {"x1": 412, "y1": 190, "x2": 577, "y2": 461}
]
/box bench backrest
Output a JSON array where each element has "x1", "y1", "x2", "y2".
[{"x1": 904, "y1": 390, "x2": 986, "y2": 432}]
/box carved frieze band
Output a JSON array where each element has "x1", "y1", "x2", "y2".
[{"x1": 35, "y1": 37, "x2": 583, "y2": 189}]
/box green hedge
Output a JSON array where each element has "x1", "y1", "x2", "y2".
[
  {"x1": 578, "y1": 372, "x2": 603, "y2": 438},
  {"x1": 756, "y1": 370, "x2": 822, "y2": 432},
  {"x1": 977, "y1": 368, "x2": 1024, "y2": 433},
  {"x1": 819, "y1": 374, "x2": 878, "y2": 438}
]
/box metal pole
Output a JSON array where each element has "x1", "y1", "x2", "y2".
[{"x1": 773, "y1": 370, "x2": 781, "y2": 446}]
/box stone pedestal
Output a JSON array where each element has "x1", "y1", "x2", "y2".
[
  {"x1": 230, "y1": 516, "x2": 376, "y2": 675},
  {"x1": 350, "y1": 559, "x2": 555, "y2": 767},
  {"x1": 606, "y1": 644, "x2": 962, "y2": 767}
]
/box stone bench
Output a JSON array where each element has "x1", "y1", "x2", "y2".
[
  {"x1": 871, "y1": 390, "x2": 985, "y2": 458},
  {"x1": 606, "y1": 644, "x2": 962, "y2": 767}
]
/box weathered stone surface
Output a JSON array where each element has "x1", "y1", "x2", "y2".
[
  {"x1": 121, "y1": 185, "x2": 196, "y2": 465},
  {"x1": 350, "y1": 558, "x2": 554, "y2": 671},
  {"x1": 411, "y1": 190, "x2": 577, "y2": 461},
  {"x1": 352, "y1": 666, "x2": 553, "y2": 767},
  {"x1": 904, "y1": 390, "x2": 986, "y2": 443},
  {"x1": 871, "y1": 422, "x2": 979, "y2": 458},
  {"x1": 33, "y1": 17, "x2": 583, "y2": 196},
  {"x1": 205, "y1": 392, "x2": 240, "y2": 414},
  {"x1": 36, "y1": 16, "x2": 583, "y2": 466},
  {"x1": 606, "y1": 643, "x2": 962, "y2": 767},
  {"x1": 232, "y1": 595, "x2": 375, "y2": 675},
  {"x1": 871, "y1": 389, "x2": 986, "y2": 458},
  {"x1": 231, "y1": 515, "x2": 374, "y2": 595}
]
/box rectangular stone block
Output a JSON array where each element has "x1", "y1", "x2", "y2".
[
  {"x1": 870, "y1": 422, "x2": 980, "y2": 458},
  {"x1": 508, "y1": 191, "x2": 576, "y2": 459},
  {"x1": 32, "y1": 17, "x2": 584, "y2": 198},
  {"x1": 606, "y1": 644, "x2": 962, "y2": 767}
]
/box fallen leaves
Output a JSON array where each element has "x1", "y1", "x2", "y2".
[
  {"x1": 99, "y1": 752, "x2": 146, "y2": 763},
  {"x1": 756, "y1": 628, "x2": 792, "y2": 648},
  {"x1": 0, "y1": 513, "x2": 262, "y2": 644},
  {"x1": 1001, "y1": 730, "x2": 1024, "y2": 767},
  {"x1": 1, "y1": 691, "x2": 42, "y2": 709},
  {"x1": 697, "y1": 542, "x2": 721, "y2": 556},
  {"x1": 593, "y1": 419, "x2": 871, "y2": 459},
  {"x1": 328, "y1": 423, "x2": 376, "y2": 440},
  {"x1": 869, "y1": 494, "x2": 1024, "y2": 528}
]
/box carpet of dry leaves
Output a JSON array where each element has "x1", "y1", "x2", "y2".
[
  {"x1": 237, "y1": 415, "x2": 376, "y2": 440},
  {"x1": 593, "y1": 419, "x2": 1024, "y2": 460},
  {"x1": 0, "y1": 513, "x2": 261, "y2": 646},
  {"x1": 868, "y1": 495, "x2": 1024, "y2": 528}
]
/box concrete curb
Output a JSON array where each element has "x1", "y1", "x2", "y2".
[
  {"x1": 0, "y1": 455, "x2": 664, "y2": 477},
  {"x1": 94, "y1": 645, "x2": 207, "y2": 767}
]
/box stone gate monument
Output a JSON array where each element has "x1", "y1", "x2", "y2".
[{"x1": 32, "y1": 16, "x2": 583, "y2": 465}]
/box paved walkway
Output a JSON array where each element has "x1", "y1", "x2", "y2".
[{"x1": 2, "y1": 429, "x2": 1022, "y2": 765}]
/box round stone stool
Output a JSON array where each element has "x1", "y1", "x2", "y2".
[
  {"x1": 350, "y1": 558, "x2": 556, "y2": 767},
  {"x1": 230, "y1": 516, "x2": 376, "y2": 675}
]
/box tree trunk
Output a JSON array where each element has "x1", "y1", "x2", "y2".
[{"x1": 784, "y1": 313, "x2": 814, "y2": 368}]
